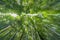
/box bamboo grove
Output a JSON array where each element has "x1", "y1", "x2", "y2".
[{"x1": 0, "y1": 0, "x2": 60, "y2": 40}]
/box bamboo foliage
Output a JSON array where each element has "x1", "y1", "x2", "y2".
[{"x1": 0, "y1": 0, "x2": 60, "y2": 40}]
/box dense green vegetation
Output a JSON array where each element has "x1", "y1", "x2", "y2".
[{"x1": 0, "y1": 0, "x2": 60, "y2": 40}]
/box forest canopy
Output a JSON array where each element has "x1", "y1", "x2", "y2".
[{"x1": 0, "y1": 0, "x2": 60, "y2": 40}]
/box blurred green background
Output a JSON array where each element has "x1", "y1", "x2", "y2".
[{"x1": 0, "y1": 0, "x2": 60, "y2": 40}]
